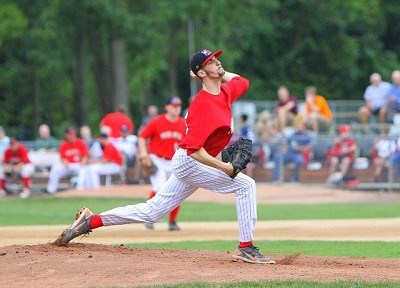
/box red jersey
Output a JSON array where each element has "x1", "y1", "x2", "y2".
[
  {"x1": 140, "y1": 114, "x2": 186, "y2": 160},
  {"x1": 4, "y1": 145, "x2": 30, "y2": 164},
  {"x1": 59, "y1": 138, "x2": 89, "y2": 163},
  {"x1": 331, "y1": 137, "x2": 357, "y2": 161},
  {"x1": 102, "y1": 142, "x2": 123, "y2": 165},
  {"x1": 179, "y1": 76, "x2": 249, "y2": 157},
  {"x1": 100, "y1": 112, "x2": 134, "y2": 138}
]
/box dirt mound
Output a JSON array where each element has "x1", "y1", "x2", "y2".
[{"x1": 1, "y1": 243, "x2": 399, "y2": 288}]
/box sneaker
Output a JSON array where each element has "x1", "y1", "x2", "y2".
[
  {"x1": 19, "y1": 188, "x2": 31, "y2": 199},
  {"x1": 54, "y1": 207, "x2": 93, "y2": 246},
  {"x1": 144, "y1": 223, "x2": 154, "y2": 230},
  {"x1": 168, "y1": 221, "x2": 180, "y2": 231},
  {"x1": 232, "y1": 245, "x2": 276, "y2": 264}
]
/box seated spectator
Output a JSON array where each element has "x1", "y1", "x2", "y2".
[
  {"x1": 0, "y1": 126, "x2": 10, "y2": 164},
  {"x1": 273, "y1": 116, "x2": 312, "y2": 183},
  {"x1": 76, "y1": 133, "x2": 122, "y2": 190},
  {"x1": 326, "y1": 125, "x2": 357, "y2": 182},
  {"x1": 33, "y1": 124, "x2": 59, "y2": 151},
  {"x1": 114, "y1": 124, "x2": 138, "y2": 167},
  {"x1": 239, "y1": 114, "x2": 255, "y2": 177},
  {"x1": 385, "y1": 70, "x2": 400, "y2": 123},
  {"x1": 372, "y1": 132, "x2": 395, "y2": 182},
  {"x1": 46, "y1": 127, "x2": 89, "y2": 194},
  {"x1": 390, "y1": 136, "x2": 400, "y2": 181},
  {"x1": 358, "y1": 73, "x2": 391, "y2": 126},
  {"x1": 90, "y1": 125, "x2": 112, "y2": 160},
  {"x1": 0, "y1": 138, "x2": 35, "y2": 198},
  {"x1": 274, "y1": 86, "x2": 298, "y2": 131},
  {"x1": 304, "y1": 86, "x2": 332, "y2": 133},
  {"x1": 255, "y1": 111, "x2": 280, "y2": 167}
]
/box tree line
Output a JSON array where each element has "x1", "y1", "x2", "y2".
[{"x1": 0, "y1": 0, "x2": 399, "y2": 139}]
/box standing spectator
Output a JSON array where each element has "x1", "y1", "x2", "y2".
[
  {"x1": 0, "y1": 126, "x2": 10, "y2": 164},
  {"x1": 304, "y1": 86, "x2": 332, "y2": 133},
  {"x1": 0, "y1": 138, "x2": 35, "y2": 198},
  {"x1": 327, "y1": 125, "x2": 357, "y2": 182},
  {"x1": 385, "y1": 70, "x2": 400, "y2": 123},
  {"x1": 372, "y1": 133, "x2": 395, "y2": 182},
  {"x1": 274, "y1": 86, "x2": 298, "y2": 131},
  {"x1": 33, "y1": 124, "x2": 59, "y2": 151},
  {"x1": 77, "y1": 133, "x2": 122, "y2": 190},
  {"x1": 141, "y1": 105, "x2": 159, "y2": 128},
  {"x1": 100, "y1": 107, "x2": 134, "y2": 139},
  {"x1": 47, "y1": 127, "x2": 89, "y2": 194},
  {"x1": 358, "y1": 73, "x2": 391, "y2": 125},
  {"x1": 138, "y1": 96, "x2": 186, "y2": 231},
  {"x1": 273, "y1": 116, "x2": 312, "y2": 183}
]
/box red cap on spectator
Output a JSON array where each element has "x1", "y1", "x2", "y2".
[{"x1": 339, "y1": 124, "x2": 351, "y2": 134}]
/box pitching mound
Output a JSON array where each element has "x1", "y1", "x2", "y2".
[{"x1": 1, "y1": 243, "x2": 399, "y2": 287}]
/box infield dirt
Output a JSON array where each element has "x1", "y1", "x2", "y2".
[{"x1": 1, "y1": 183, "x2": 399, "y2": 287}]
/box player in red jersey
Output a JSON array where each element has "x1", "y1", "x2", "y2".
[
  {"x1": 138, "y1": 96, "x2": 186, "y2": 231},
  {"x1": 100, "y1": 107, "x2": 134, "y2": 139},
  {"x1": 55, "y1": 49, "x2": 276, "y2": 264},
  {"x1": 47, "y1": 127, "x2": 89, "y2": 194},
  {"x1": 0, "y1": 138, "x2": 35, "y2": 198},
  {"x1": 76, "y1": 133, "x2": 122, "y2": 190}
]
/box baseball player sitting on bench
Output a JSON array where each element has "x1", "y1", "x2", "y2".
[{"x1": 54, "y1": 48, "x2": 276, "y2": 264}]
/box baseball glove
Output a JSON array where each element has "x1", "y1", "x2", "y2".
[
  {"x1": 221, "y1": 137, "x2": 253, "y2": 179},
  {"x1": 3, "y1": 165, "x2": 14, "y2": 177},
  {"x1": 140, "y1": 156, "x2": 158, "y2": 176}
]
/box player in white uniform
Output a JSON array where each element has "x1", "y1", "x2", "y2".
[{"x1": 55, "y1": 49, "x2": 276, "y2": 264}]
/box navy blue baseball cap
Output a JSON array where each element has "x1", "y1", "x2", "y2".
[
  {"x1": 190, "y1": 49, "x2": 223, "y2": 76},
  {"x1": 165, "y1": 96, "x2": 182, "y2": 106}
]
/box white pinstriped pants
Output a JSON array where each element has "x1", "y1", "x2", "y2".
[{"x1": 100, "y1": 148, "x2": 257, "y2": 242}]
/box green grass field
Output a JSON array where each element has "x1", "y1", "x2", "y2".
[
  {"x1": 1, "y1": 196, "x2": 399, "y2": 287},
  {"x1": 0, "y1": 196, "x2": 399, "y2": 225}
]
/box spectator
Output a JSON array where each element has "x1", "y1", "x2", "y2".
[
  {"x1": 76, "y1": 133, "x2": 122, "y2": 190},
  {"x1": 138, "y1": 96, "x2": 186, "y2": 231},
  {"x1": 33, "y1": 124, "x2": 59, "y2": 151},
  {"x1": 0, "y1": 138, "x2": 35, "y2": 198},
  {"x1": 141, "y1": 105, "x2": 159, "y2": 128},
  {"x1": 238, "y1": 114, "x2": 256, "y2": 177},
  {"x1": 273, "y1": 116, "x2": 312, "y2": 183},
  {"x1": 100, "y1": 107, "x2": 134, "y2": 139},
  {"x1": 304, "y1": 86, "x2": 332, "y2": 133},
  {"x1": 0, "y1": 126, "x2": 10, "y2": 164},
  {"x1": 326, "y1": 125, "x2": 357, "y2": 182},
  {"x1": 90, "y1": 125, "x2": 111, "y2": 160},
  {"x1": 255, "y1": 111, "x2": 281, "y2": 167},
  {"x1": 46, "y1": 127, "x2": 89, "y2": 194},
  {"x1": 358, "y1": 73, "x2": 391, "y2": 125},
  {"x1": 114, "y1": 125, "x2": 138, "y2": 167},
  {"x1": 79, "y1": 125, "x2": 94, "y2": 148},
  {"x1": 390, "y1": 136, "x2": 400, "y2": 181},
  {"x1": 385, "y1": 70, "x2": 400, "y2": 123},
  {"x1": 274, "y1": 86, "x2": 298, "y2": 131},
  {"x1": 372, "y1": 132, "x2": 395, "y2": 182}
]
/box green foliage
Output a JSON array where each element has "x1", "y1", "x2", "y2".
[
  {"x1": 0, "y1": 0, "x2": 399, "y2": 137},
  {"x1": 0, "y1": 197, "x2": 399, "y2": 226}
]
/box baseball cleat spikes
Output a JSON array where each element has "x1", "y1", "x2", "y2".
[{"x1": 53, "y1": 207, "x2": 93, "y2": 246}]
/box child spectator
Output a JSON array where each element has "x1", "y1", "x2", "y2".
[{"x1": 372, "y1": 133, "x2": 395, "y2": 182}]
